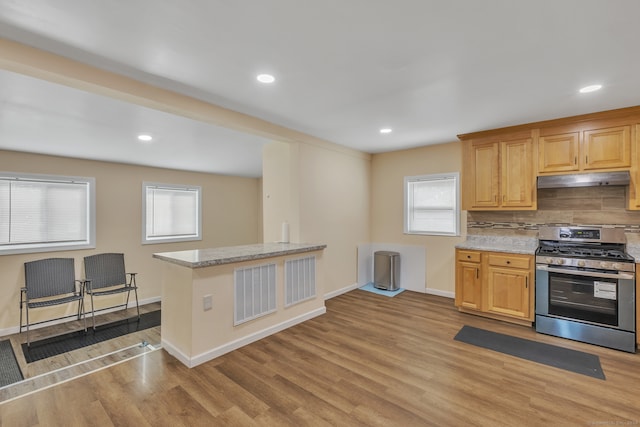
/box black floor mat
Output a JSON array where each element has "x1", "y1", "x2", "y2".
[
  {"x1": 0, "y1": 340, "x2": 24, "y2": 387},
  {"x1": 454, "y1": 325, "x2": 605, "y2": 380},
  {"x1": 22, "y1": 310, "x2": 161, "y2": 363}
]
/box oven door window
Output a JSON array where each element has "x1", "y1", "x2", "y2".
[{"x1": 548, "y1": 271, "x2": 617, "y2": 326}]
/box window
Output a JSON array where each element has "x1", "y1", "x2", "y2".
[
  {"x1": 143, "y1": 182, "x2": 202, "y2": 244},
  {"x1": 0, "y1": 172, "x2": 96, "y2": 255},
  {"x1": 404, "y1": 172, "x2": 460, "y2": 236}
]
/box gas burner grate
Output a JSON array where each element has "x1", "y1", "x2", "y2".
[{"x1": 537, "y1": 244, "x2": 634, "y2": 261}]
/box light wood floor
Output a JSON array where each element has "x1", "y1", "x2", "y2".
[
  {"x1": 1, "y1": 303, "x2": 161, "y2": 403},
  {"x1": 1, "y1": 291, "x2": 639, "y2": 426}
]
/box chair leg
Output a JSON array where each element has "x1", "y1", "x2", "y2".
[
  {"x1": 78, "y1": 298, "x2": 87, "y2": 333},
  {"x1": 19, "y1": 297, "x2": 23, "y2": 335},
  {"x1": 26, "y1": 305, "x2": 30, "y2": 347},
  {"x1": 124, "y1": 289, "x2": 131, "y2": 314},
  {"x1": 89, "y1": 292, "x2": 96, "y2": 330},
  {"x1": 133, "y1": 287, "x2": 140, "y2": 319}
]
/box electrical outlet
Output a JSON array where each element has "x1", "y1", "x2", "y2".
[{"x1": 203, "y1": 294, "x2": 213, "y2": 311}]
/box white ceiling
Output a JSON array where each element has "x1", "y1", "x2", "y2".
[{"x1": 1, "y1": 0, "x2": 640, "y2": 177}]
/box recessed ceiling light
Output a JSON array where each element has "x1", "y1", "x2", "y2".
[
  {"x1": 380, "y1": 128, "x2": 393, "y2": 134},
  {"x1": 257, "y1": 74, "x2": 275, "y2": 84},
  {"x1": 579, "y1": 84, "x2": 602, "y2": 93},
  {"x1": 137, "y1": 134, "x2": 153, "y2": 142}
]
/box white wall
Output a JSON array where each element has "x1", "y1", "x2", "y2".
[
  {"x1": 263, "y1": 140, "x2": 371, "y2": 297},
  {"x1": 370, "y1": 142, "x2": 467, "y2": 297},
  {"x1": 357, "y1": 243, "x2": 426, "y2": 293}
]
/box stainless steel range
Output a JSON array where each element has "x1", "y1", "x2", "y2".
[{"x1": 535, "y1": 226, "x2": 636, "y2": 353}]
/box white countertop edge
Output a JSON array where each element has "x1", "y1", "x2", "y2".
[{"x1": 153, "y1": 242, "x2": 327, "y2": 268}]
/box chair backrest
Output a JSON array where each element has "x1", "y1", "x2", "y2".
[
  {"x1": 24, "y1": 258, "x2": 77, "y2": 299},
  {"x1": 84, "y1": 253, "x2": 127, "y2": 290}
]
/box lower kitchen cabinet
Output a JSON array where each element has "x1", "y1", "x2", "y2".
[
  {"x1": 486, "y1": 253, "x2": 532, "y2": 319},
  {"x1": 455, "y1": 249, "x2": 534, "y2": 326},
  {"x1": 455, "y1": 250, "x2": 482, "y2": 310}
]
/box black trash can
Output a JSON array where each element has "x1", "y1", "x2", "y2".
[{"x1": 374, "y1": 251, "x2": 400, "y2": 291}]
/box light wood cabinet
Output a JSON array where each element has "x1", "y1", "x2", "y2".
[
  {"x1": 501, "y1": 138, "x2": 534, "y2": 207},
  {"x1": 538, "y1": 132, "x2": 580, "y2": 173},
  {"x1": 464, "y1": 135, "x2": 535, "y2": 210},
  {"x1": 455, "y1": 249, "x2": 534, "y2": 325},
  {"x1": 468, "y1": 142, "x2": 499, "y2": 208},
  {"x1": 455, "y1": 250, "x2": 482, "y2": 310},
  {"x1": 539, "y1": 125, "x2": 631, "y2": 174},
  {"x1": 486, "y1": 253, "x2": 532, "y2": 320},
  {"x1": 459, "y1": 106, "x2": 640, "y2": 211},
  {"x1": 636, "y1": 267, "x2": 640, "y2": 346},
  {"x1": 627, "y1": 124, "x2": 640, "y2": 209}
]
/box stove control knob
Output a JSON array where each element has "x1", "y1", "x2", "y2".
[
  {"x1": 546, "y1": 258, "x2": 554, "y2": 264},
  {"x1": 556, "y1": 259, "x2": 565, "y2": 265},
  {"x1": 612, "y1": 263, "x2": 621, "y2": 270},
  {"x1": 577, "y1": 260, "x2": 586, "y2": 267},
  {"x1": 600, "y1": 262, "x2": 611, "y2": 269}
]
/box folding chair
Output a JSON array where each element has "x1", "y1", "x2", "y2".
[
  {"x1": 83, "y1": 253, "x2": 139, "y2": 329},
  {"x1": 20, "y1": 258, "x2": 86, "y2": 346}
]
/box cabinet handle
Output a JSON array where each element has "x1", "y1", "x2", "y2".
[
  {"x1": 467, "y1": 255, "x2": 471, "y2": 259},
  {"x1": 574, "y1": 156, "x2": 577, "y2": 165},
  {"x1": 506, "y1": 260, "x2": 511, "y2": 264},
  {"x1": 585, "y1": 155, "x2": 588, "y2": 164},
  {"x1": 525, "y1": 276, "x2": 528, "y2": 288},
  {"x1": 476, "y1": 268, "x2": 479, "y2": 279}
]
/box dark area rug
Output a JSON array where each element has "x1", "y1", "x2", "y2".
[
  {"x1": 454, "y1": 325, "x2": 605, "y2": 380},
  {"x1": 22, "y1": 310, "x2": 161, "y2": 363},
  {"x1": 0, "y1": 340, "x2": 24, "y2": 387}
]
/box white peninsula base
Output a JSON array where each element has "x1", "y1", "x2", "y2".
[{"x1": 153, "y1": 243, "x2": 326, "y2": 367}]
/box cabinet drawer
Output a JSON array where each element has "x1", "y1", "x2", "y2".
[
  {"x1": 457, "y1": 250, "x2": 481, "y2": 263},
  {"x1": 488, "y1": 254, "x2": 530, "y2": 269}
]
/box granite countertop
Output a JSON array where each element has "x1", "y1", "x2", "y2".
[
  {"x1": 624, "y1": 233, "x2": 640, "y2": 262},
  {"x1": 455, "y1": 235, "x2": 538, "y2": 255},
  {"x1": 153, "y1": 242, "x2": 327, "y2": 268}
]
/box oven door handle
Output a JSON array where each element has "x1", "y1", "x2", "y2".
[{"x1": 536, "y1": 264, "x2": 635, "y2": 280}]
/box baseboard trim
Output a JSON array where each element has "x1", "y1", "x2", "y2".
[
  {"x1": 161, "y1": 338, "x2": 192, "y2": 367},
  {"x1": 168, "y1": 306, "x2": 327, "y2": 368},
  {"x1": 426, "y1": 288, "x2": 455, "y2": 299},
  {"x1": 324, "y1": 283, "x2": 360, "y2": 300}
]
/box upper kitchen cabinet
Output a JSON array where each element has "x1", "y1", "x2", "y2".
[
  {"x1": 459, "y1": 106, "x2": 640, "y2": 212},
  {"x1": 462, "y1": 131, "x2": 536, "y2": 211},
  {"x1": 538, "y1": 125, "x2": 631, "y2": 174},
  {"x1": 627, "y1": 123, "x2": 640, "y2": 209}
]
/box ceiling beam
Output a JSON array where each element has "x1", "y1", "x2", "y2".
[{"x1": 0, "y1": 37, "x2": 370, "y2": 160}]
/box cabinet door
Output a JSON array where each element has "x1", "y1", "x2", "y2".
[
  {"x1": 486, "y1": 266, "x2": 530, "y2": 319},
  {"x1": 629, "y1": 124, "x2": 640, "y2": 209},
  {"x1": 501, "y1": 138, "x2": 534, "y2": 207},
  {"x1": 582, "y1": 125, "x2": 631, "y2": 170},
  {"x1": 455, "y1": 261, "x2": 482, "y2": 310},
  {"x1": 538, "y1": 132, "x2": 580, "y2": 173},
  {"x1": 469, "y1": 142, "x2": 500, "y2": 208}
]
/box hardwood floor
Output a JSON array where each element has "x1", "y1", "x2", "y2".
[
  {"x1": 1, "y1": 291, "x2": 639, "y2": 426},
  {"x1": 1, "y1": 303, "x2": 161, "y2": 403}
]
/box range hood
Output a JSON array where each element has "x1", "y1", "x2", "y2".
[{"x1": 537, "y1": 171, "x2": 631, "y2": 189}]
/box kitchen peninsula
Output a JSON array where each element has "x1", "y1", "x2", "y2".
[{"x1": 153, "y1": 242, "x2": 326, "y2": 367}]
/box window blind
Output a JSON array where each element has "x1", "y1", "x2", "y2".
[
  {"x1": 0, "y1": 174, "x2": 94, "y2": 253},
  {"x1": 405, "y1": 173, "x2": 459, "y2": 236}
]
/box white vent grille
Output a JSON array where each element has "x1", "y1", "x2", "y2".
[
  {"x1": 234, "y1": 263, "x2": 276, "y2": 325},
  {"x1": 285, "y1": 256, "x2": 316, "y2": 307}
]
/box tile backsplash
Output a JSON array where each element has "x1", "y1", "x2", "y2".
[{"x1": 467, "y1": 186, "x2": 640, "y2": 233}]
